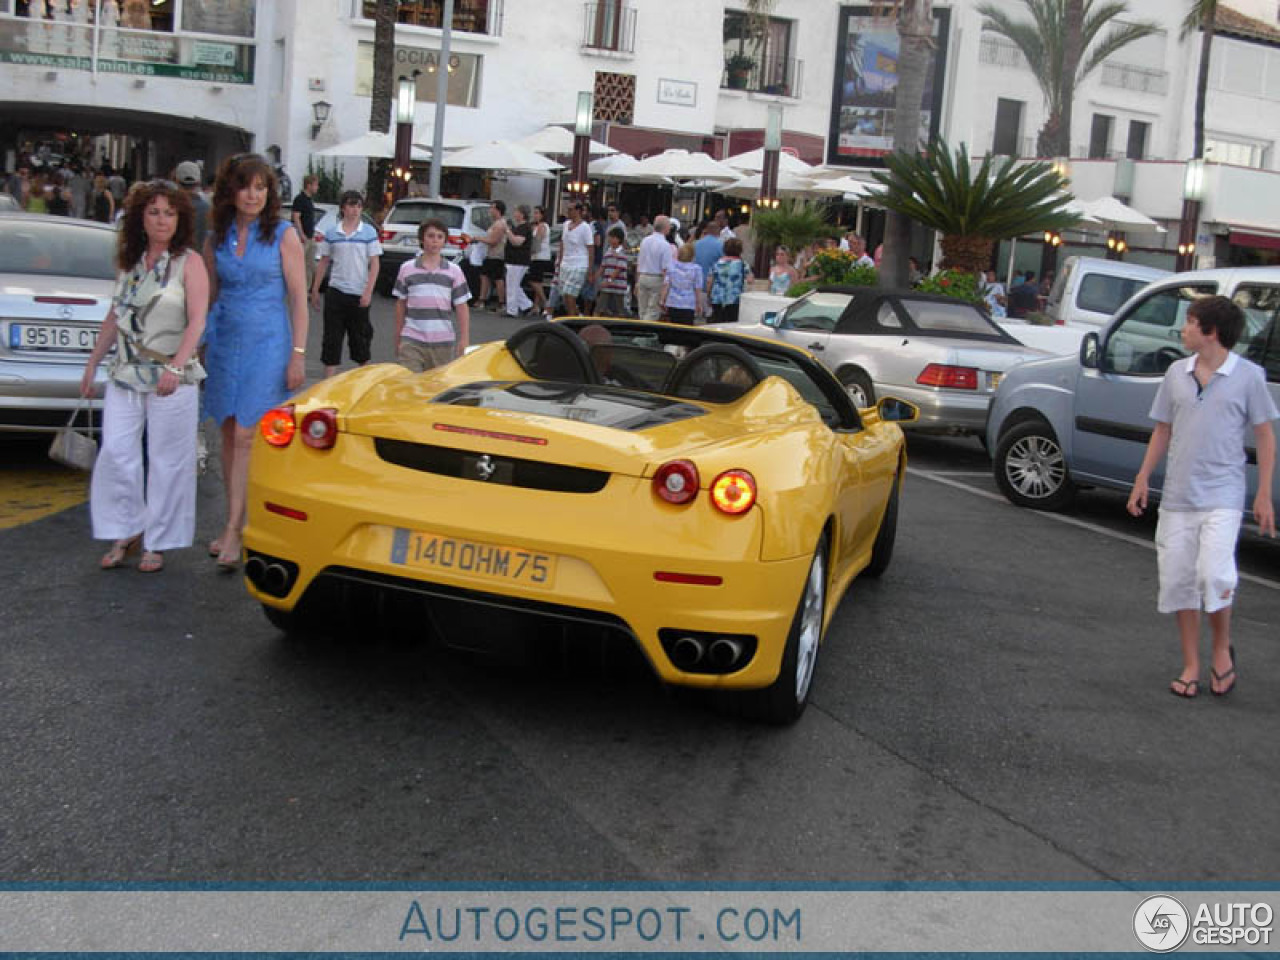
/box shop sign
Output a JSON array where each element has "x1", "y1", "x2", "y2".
[
  {"x1": 657, "y1": 78, "x2": 696, "y2": 108},
  {"x1": 192, "y1": 40, "x2": 237, "y2": 67}
]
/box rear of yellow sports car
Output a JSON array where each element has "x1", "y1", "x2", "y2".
[{"x1": 243, "y1": 346, "x2": 842, "y2": 693}]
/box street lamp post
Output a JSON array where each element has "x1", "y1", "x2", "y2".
[
  {"x1": 427, "y1": 0, "x2": 455, "y2": 200},
  {"x1": 758, "y1": 103, "x2": 783, "y2": 210},
  {"x1": 1177, "y1": 158, "x2": 1205, "y2": 272},
  {"x1": 565, "y1": 91, "x2": 594, "y2": 211},
  {"x1": 1040, "y1": 158, "x2": 1070, "y2": 280},
  {"x1": 393, "y1": 74, "x2": 416, "y2": 203}
]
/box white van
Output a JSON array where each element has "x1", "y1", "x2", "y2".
[{"x1": 1044, "y1": 256, "x2": 1170, "y2": 328}]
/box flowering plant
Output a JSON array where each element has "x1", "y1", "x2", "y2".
[{"x1": 915, "y1": 268, "x2": 984, "y2": 305}]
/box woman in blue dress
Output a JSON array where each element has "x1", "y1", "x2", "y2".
[{"x1": 202, "y1": 154, "x2": 308, "y2": 570}]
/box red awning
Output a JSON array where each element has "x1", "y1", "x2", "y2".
[{"x1": 1230, "y1": 230, "x2": 1280, "y2": 251}]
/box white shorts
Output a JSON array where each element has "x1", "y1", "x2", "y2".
[{"x1": 1154, "y1": 508, "x2": 1242, "y2": 614}]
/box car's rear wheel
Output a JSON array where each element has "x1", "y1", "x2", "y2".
[
  {"x1": 863, "y1": 477, "x2": 899, "y2": 578},
  {"x1": 839, "y1": 368, "x2": 875, "y2": 408},
  {"x1": 743, "y1": 534, "x2": 827, "y2": 725},
  {"x1": 994, "y1": 419, "x2": 1076, "y2": 511}
]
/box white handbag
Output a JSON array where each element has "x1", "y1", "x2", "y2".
[{"x1": 48, "y1": 399, "x2": 99, "y2": 472}]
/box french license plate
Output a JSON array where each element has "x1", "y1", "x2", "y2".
[
  {"x1": 390, "y1": 528, "x2": 555, "y2": 588},
  {"x1": 10, "y1": 323, "x2": 96, "y2": 352}
]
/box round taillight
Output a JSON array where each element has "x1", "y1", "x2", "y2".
[
  {"x1": 300, "y1": 408, "x2": 338, "y2": 449},
  {"x1": 711, "y1": 469, "x2": 757, "y2": 515},
  {"x1": 260, "y1": 406, "x2": 296, "y2": 447},
  {"x1": 653, "y1": 460, "x2": 699, "y2": 505}
]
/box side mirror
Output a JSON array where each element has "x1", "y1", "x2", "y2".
[
  {"x1": 761, "y1": 311, "x2": 780, "y2": 328},
  {"x1": 1080, "y1": 331, "x2": 1099, "y2": 369},
  {"x1": 877, "y1": 396, "x2": 919, "y2": 423}
]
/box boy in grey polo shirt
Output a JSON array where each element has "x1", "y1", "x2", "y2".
[{"x1": 1127, "y1": 296, "x2": 1277, "y2": 699}]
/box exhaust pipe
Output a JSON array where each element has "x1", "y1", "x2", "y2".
[
  {"x1": 263, "y1": 563, "x2": 291, "y2": 595},
  {"x1": 244, "y1": 555, "x2": 267, "y2": 586},
  {"x1": 670, "y1": 635, "x2": 705, "y2": 668},
  {"x1": 707, "y1": 637, "x2": 744, "y2": 671}
]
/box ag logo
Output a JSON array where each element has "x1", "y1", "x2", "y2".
[{"x1": 1134, "y1": 895, "x2": 1190, "y2": 952}]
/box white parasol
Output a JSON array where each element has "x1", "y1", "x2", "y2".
[
  {"x1": 313, "y1": 131, "x2": 432, "y2": 162},
  {"x1": 1077, "y1": 196, "x2": 1166, "y2": 232},
  {"x1": 714, "y1": 171, "x2": 844, "y2": 199},
  {"x1": 625, "y1": 149, "x2": 742, "y2": 183},
  {"x1": 516, "y1": 125, "x2": 617, "y2": 157},
  {"x1": 722, "y1": 148, "x2": 815, "y2": 176},
  {"x1": 439, "y1": 140, "x2": 565, "y2": 178}
]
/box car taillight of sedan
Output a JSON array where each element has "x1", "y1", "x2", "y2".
[
  {"x1": 916, "y1": 364, "x2": 978, "y2": 390},
  {"x1": 377, "y1": 229, "x2": 395, "y2": 243}
]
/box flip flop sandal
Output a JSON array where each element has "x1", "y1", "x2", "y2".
[
  {"x1": 139, "y1": 551, "x2": 164, "y2": 574},
  {"x1": 1211, "y1": 647, "x2": 1237, "y2": 697},
  {"x1": 100, "y1": 535, "x2": 141, "y2": 570},
  {"x1": 1169, "y1": 678, "x2": 1199, "y2": 699}
]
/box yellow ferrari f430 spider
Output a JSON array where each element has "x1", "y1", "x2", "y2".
[{"x1": 243, "y1": 319, "x2": 916, "y2": 723}]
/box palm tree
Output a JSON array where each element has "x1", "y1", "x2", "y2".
[
  {"x1": 976, "y1": 0, "x2": 1160, "y2": 157},
  {"x1": 1182, "y1": 0, "x2": 1217, "y2": 160},
  {"x1": 881, "y1": 0, "x2": 933, "y2": 288},
  {"x1": 871, "y1": 141, "x2": 1082, "y2": 275},
  {"x1": 369, "y1": 0, "x2": 397, "y2": 134}
]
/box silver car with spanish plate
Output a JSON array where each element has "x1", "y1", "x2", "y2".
[
  {"x1": 739, "y1": 286, "x2": 1047, "y2": 439},
  {"x1": 0, "y1": 213, "x2": 116, "y2": 432}
]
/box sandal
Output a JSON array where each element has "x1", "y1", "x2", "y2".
[
  {"x1": 216, "y1": 537, "x2": 242, "y2": 572},
  {"x1": 1169, "y1": 677, "x2": 1199, "y2": 699},
  {"x1": 139, "y1": 550, "x2": 164, "y2": 573},
  {"x1": 100, "y1": 535, "x2": 141, "y2": 569},
  {"x1": 1211, "y1": 646, "x2": 1237, "y2": 697}
]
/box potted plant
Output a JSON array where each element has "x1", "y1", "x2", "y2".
[{"x1": 725, "y1": 52, "x2": 755, "y2": 90}]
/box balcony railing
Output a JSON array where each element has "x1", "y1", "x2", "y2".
[
  {"x1": 1100, "y1": 61, "x2": 1168, "y2": 95},
  {"x1": 357, "y1": 0, "x2": 502, "y2": 37},
  {"x1": 721, "y1": 53, "x2": 802, "y2": 98},
  {"x1": 979, "y1": 34, "x2": 1026, "y2": 69},
  {"x1": 581, "y1": 1, "x2": 636, "y2": 55}
]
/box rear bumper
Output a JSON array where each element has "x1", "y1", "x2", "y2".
[
  {"x1": 243, "y1": 433, "x2": 809, "y2": 689},
  {"x1": 0, "y1": 361, "x2": 105, "y2": 432},
  {"x1": 881, "y1": 383, "x2": 992, "y2": 434}
]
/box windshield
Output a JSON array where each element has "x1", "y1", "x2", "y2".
[
  {"x1": 1077, "y1": 274, "x2": 1152, "y2": 316},
  {"x1": 0, "y1": 219, "x2": 117, "y2": 280},
  {"x1": 782, "y1": 292, "x2": 852, "y2": 332},
  {"x1": 387, "y1": 202, "x2": 468, "y2": 229}
]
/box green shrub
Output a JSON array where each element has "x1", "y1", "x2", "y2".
[
  {"x1": 915, "y1": 268, "x2": 984, "y2": 305},
  {"x1": 786, "y1": 280, "x2": 815, "y2": 298}
]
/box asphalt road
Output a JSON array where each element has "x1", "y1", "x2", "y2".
[{"x1": 2, "y1": 299, "x2": 1279, "y2": 884}]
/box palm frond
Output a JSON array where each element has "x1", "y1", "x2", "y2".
[
  {"x1": 1078, "y1": 20, "x2": 1161, "y2": 80},
  {"x1": 870, "y1": 141, "x2": 1078, "y2": 241},
  {"x1": 1179, "y1": 0, "x2": 1216, "y2": 40}
]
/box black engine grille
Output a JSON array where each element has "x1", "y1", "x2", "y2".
[{"x1": 374, "y1": 437, "x2": 610, "y2": 493}]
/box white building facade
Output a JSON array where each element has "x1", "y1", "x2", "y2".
[{"x1": 3, "y1": 0, "x2": 1280, "y2": 264}]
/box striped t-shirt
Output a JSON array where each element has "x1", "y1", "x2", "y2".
[
  {"x1": 598, "y1": 247, "x2": 629, "y2": 294},
  {"x1": 393, "y1": 255, "x2": 471, "y2": 344}
]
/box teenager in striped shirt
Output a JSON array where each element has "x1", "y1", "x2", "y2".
[{"x1": 392, "y1": 218, "x2": 472, "y2": 372}]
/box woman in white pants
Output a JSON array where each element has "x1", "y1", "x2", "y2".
[
  {"x1": 80, "y1": 179, "x2": 209, "y2": 573},
  {"x1": 504, "y1": 204, "x2": 534, "y2": 318}
]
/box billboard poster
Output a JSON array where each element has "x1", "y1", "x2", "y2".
[{"x1": 826, "y1": 6, "x2": 950, "y2": 166}]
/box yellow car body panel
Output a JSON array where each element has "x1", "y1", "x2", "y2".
[{"x1": 243, "y1": 319, "x2": 909, "y2": 695}]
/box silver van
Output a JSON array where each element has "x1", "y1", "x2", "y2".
[
  {"x1": 988, "y1": 266, "x2": 1280, "y2": 511},
  {"x1": 1044, "y1": 255, "x2": 1170, "y2": 328}
]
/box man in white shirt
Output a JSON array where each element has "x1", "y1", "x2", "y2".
[
  {"x1": 634, "y1": 215, "x2": 673, "y2": 322},
  {"x1": 557, "y1": 203, "x2": 595, "y2": 315}
]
